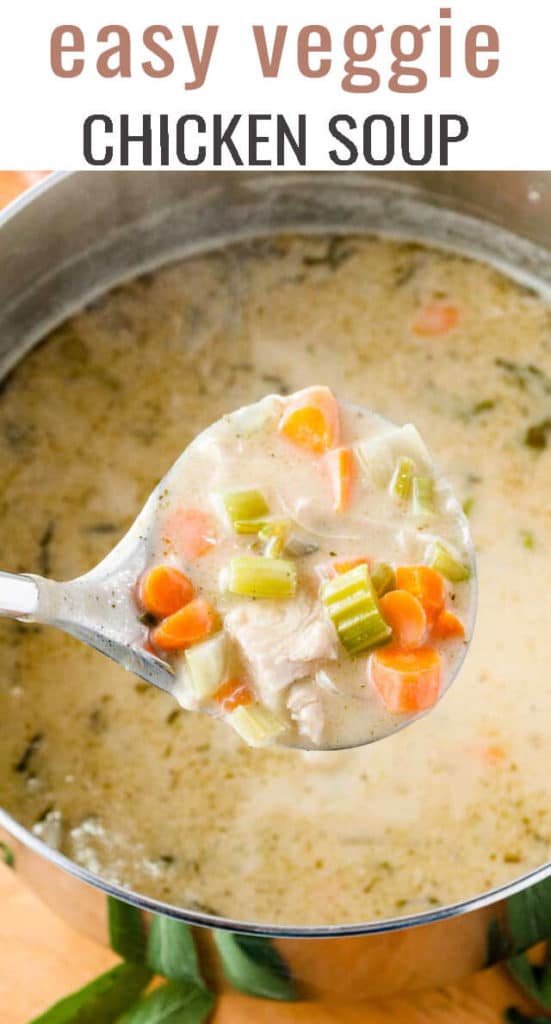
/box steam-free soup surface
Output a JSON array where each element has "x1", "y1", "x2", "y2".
[{"x1": 0, "y1": 234, "x2": 550, "y2": 926}]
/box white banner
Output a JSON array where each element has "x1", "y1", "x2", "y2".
[{"x1": 0, "y1": 0, "x2": 548, "y2": 169}]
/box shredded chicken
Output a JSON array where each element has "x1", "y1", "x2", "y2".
[
  {"x1": 287, "y1": 681, "x2": 325, "y2": 744},
  {"x1": 224, "y1": 595, "x2": 337, "y2": 698}
]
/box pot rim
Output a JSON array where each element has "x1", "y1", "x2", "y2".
[{"x1": 1, "y1": 169, "x2": 550, "y2": 938}]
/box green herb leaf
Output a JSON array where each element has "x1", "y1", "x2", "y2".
[
  {"x1": 0, "y1": 839, "x2": 14, "y2": 867},
  {"x1": 507, "y1": 948, "x2": 551, "y2": 1010},
  {"x1": 486, "y1": 917, "x2": 510, "y2": 965},
  {"x1": 27, "y1": 962, "x2": 151, "y2": 1024},
  {"x1": 213, "y1": 931, "x2": 296, "y2": 1001},
  {"x1": 118, "y1": 980, "x2": 214, "y2": 1024},
  {"x1": 108, "y1": 896, "x2": 146, "y2": 964},
  {"x1": 472, "y1": 398, "x2": 496, "y2": 415},
  {"x1": 147, "y1": 913, "x2": 204, "y2": 987},
  {"x1": 505, "y1": 1008, "x2": 550, "y2": 1024},
  {"x1": 524, "y1": 419, "x2": 551, "y2": 450},
  {"x1": 520, "y1": 529, "x2": 535, "y2": 550},
  {"x1": 507, "y1": 879, "x2": 551, "y2": 954}
]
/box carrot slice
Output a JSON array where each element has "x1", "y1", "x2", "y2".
[
  {"x1": 379, "y1": 590, "x2": 427, "y2": 649},
  {"x1": 483, "y1": 744, "x2": 506, "y2": 765},
  {"x1": 412, "y1": 303, "x2": 460, "y2": 338},
  {"x1": 395, "y1": 566, "x2": 446, "y2": 624},
  {"x1": 432, "y1": 609, "x2": 465, "y2": 640},
  {"x1": 139, "y1": 565, "x2": 194, "y2": 619},
  {"x1": 162, "y1": 508, "x2": 217, "y2": 560},
  {"x1": 151, "y1": 598, "x2": 217, "y2": 651},
  {"x1": 279, "y1": 386, "x2": 340, "y2": 454},
  {"x1": 370, "y1": 645, "x2": 442, "y2": 713},
  {"x1": 213, "y1": 679, "x2": 254, "y2": 713},
  {"x1": 331, "y1": 556, "x2": 371, "y2": 576},
  {"x1": 327, "y1": 447, "x2": 357, "y2": 513}
]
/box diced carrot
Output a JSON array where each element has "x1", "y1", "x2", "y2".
[
  {"x1": 331, "y1": 556, "x2": 371, "y2": 576},
  {"x1": 411, "y1": 303, "x2": 460, "y2": 338},
  {"x1": 279, "y1": 386, "x2": 340, "y2": 454},
  {"x1": 327, "y1": 447, "x2": 357, "y2": 513},
  {"x1": 395, "y1": 566, "x2": 447, "y2": 624},
  {"x1": 370, "y1": 645, "x2": 442, "y2": 713},
  {"x1": 483, "y1": 744, "x2": 506, "y2": 765},
  {"x1": 139, "y1": 565, "x2": 194, "y2": 619},
  {"x1": 162, "y1": 507, "x2": 217, "y2": 560},
  {"x1": 151, "y1": 598, "x2": 217, "y2": 651},
  {"x1": 213, "y1": 679, "x2": 254, "y2": 713},
  {"x1": 432, "y1": 609, "x2": 465, "y2": 641},
  {"x1": 379, "y1": 590, "x2": 427, "y2": 649}
]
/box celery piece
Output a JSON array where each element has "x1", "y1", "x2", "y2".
[
  {"x1": 233, "y1": 518, "x2": 269, "y2": 535},
  {"x1": 371, "y1": 562, "x2": 396, "y2": 598},
  {"x1": 225, "y1": 556, "x2": 297, "y2": 598},
  {"x1": 185, "y1": 632, "x2": 228, "y2": 700},
  {"x1": 325, "y1": 590, "x2": 376, "y2": 628},
  {"x1": 322, "y1": 564, "x2": 391, "y2": 655},
  {"x1": 430, "y1": 541, "x2": 471, "y2": 582},
  {"x1": 265, "y1": 535, "x2": 285, "y2": 558},
  {"x1": 338, "y1": 610, "x2": 392, "y2": 655},
  {"x1": 227, "y1": 705, "x2": 286, "y2": 746},
  {"x1": 412, "y1": 475, "x2": 435, "y2": 517},
  {"x1": 259, "y1": 519, "x2": 290, "y2": 558},
  {"x1": 390, "y1": 456, "x2": 414, "y2": 501},
  {"x1": 322, "y1": 563, "x2": 371, "y2": 605},
  {"x1": 224, "y1": 490, "x2": 269, "y2": 531}
]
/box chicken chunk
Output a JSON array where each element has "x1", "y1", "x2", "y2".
[
  {"x1": 287, "y1": 681, "x2": 325, "y2": 745},
  {"x1": 224, "y1": 595, "x2": 337, "y2": 698}
]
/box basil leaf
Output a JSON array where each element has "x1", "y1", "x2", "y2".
[
  {"x1": 108, "y1": 896, "x2": 146, "y2": 964},
  {"x1": 486, "y1": 917, "x2": 510, "y2": 965},
  {"x1": 147, "y1": 913, "x2": 204, "y2": 987},
  {"x1": 0, "y1": 840, "x2": 14, "y2": 867},
  {"x1": 119, "y1": 980, "x2": 214, "y2": 1024},
  {"x1": 507, "y1": 879, "x2": 551, "y2": 954},
  {"x1": 505, "y1": 1009, "x2": 550, "y2": 1024},
  {"x1": 28, "y1": 962, "x2": 151, "y2": 1023},
  {"x1": 213, "y1": 931, "x2": 296, "y2": 1001},
  {"x1": 508, "y1": 950, "x2": 551, "y2": 1010}
]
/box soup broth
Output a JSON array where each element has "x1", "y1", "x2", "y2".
[{"x1": 0, "y1": 233, "x2": 550, "y2": 926}]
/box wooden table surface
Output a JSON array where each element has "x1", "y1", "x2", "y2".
[{"x1": 0, "y1": 171, "x2": 539, "y2": 1023}]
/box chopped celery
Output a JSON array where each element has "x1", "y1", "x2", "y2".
[
  {"x1": 227, "y1": 704, "x2": 286, "y2": 746},
  {"x1": 412, "y1": 475, "x2": 435, "y2": 517},
  {"x1": 371, "y1": 562, "x2": 396, "y2": 598},
  {"x1": 259, "y1": 519, "x2": 290, "y2": 558},
  {"x1": 184, "y1": 632, "x2": 228, "y2": 700},
  {"x1": 233, "y1": 517, "x2": 269, "y2": 535},
  {"x1": 223, "y1": 490, "x2": 269, "y2": 531},
  {"x1": 430, "y1": 542, "x2": 471, "y2": 582},
  {"x1": 225, "y1": 555, "x2": 297, "y2": 598},
  {"x1": 322, "y1": 562, "x2": 371, "y2": 605},
  {"x1": 263, "y1": 535, "x2": 283, "y2": 557},
  {"x1": 390, "y1": 456, "x2": 414, "y2": 501},
  {"x1": 322, "y1": 564, "x2": 392, "y2": 655}
]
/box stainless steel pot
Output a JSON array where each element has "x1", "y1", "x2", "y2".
[{"x1": 1, "y1": 170, "x2": 551, "y2": 1003}]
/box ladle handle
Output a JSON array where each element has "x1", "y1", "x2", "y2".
[{"x1": 0, "y1": 571, "x2": 41, "y2": 619}]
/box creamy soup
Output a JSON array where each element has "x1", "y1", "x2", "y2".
[
  {"x1": 0, "y1": 234, "x2": 550, "y2": 926},
  {"x1": 138, "y1": 389, "x2": 474, "y2": 750}
]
